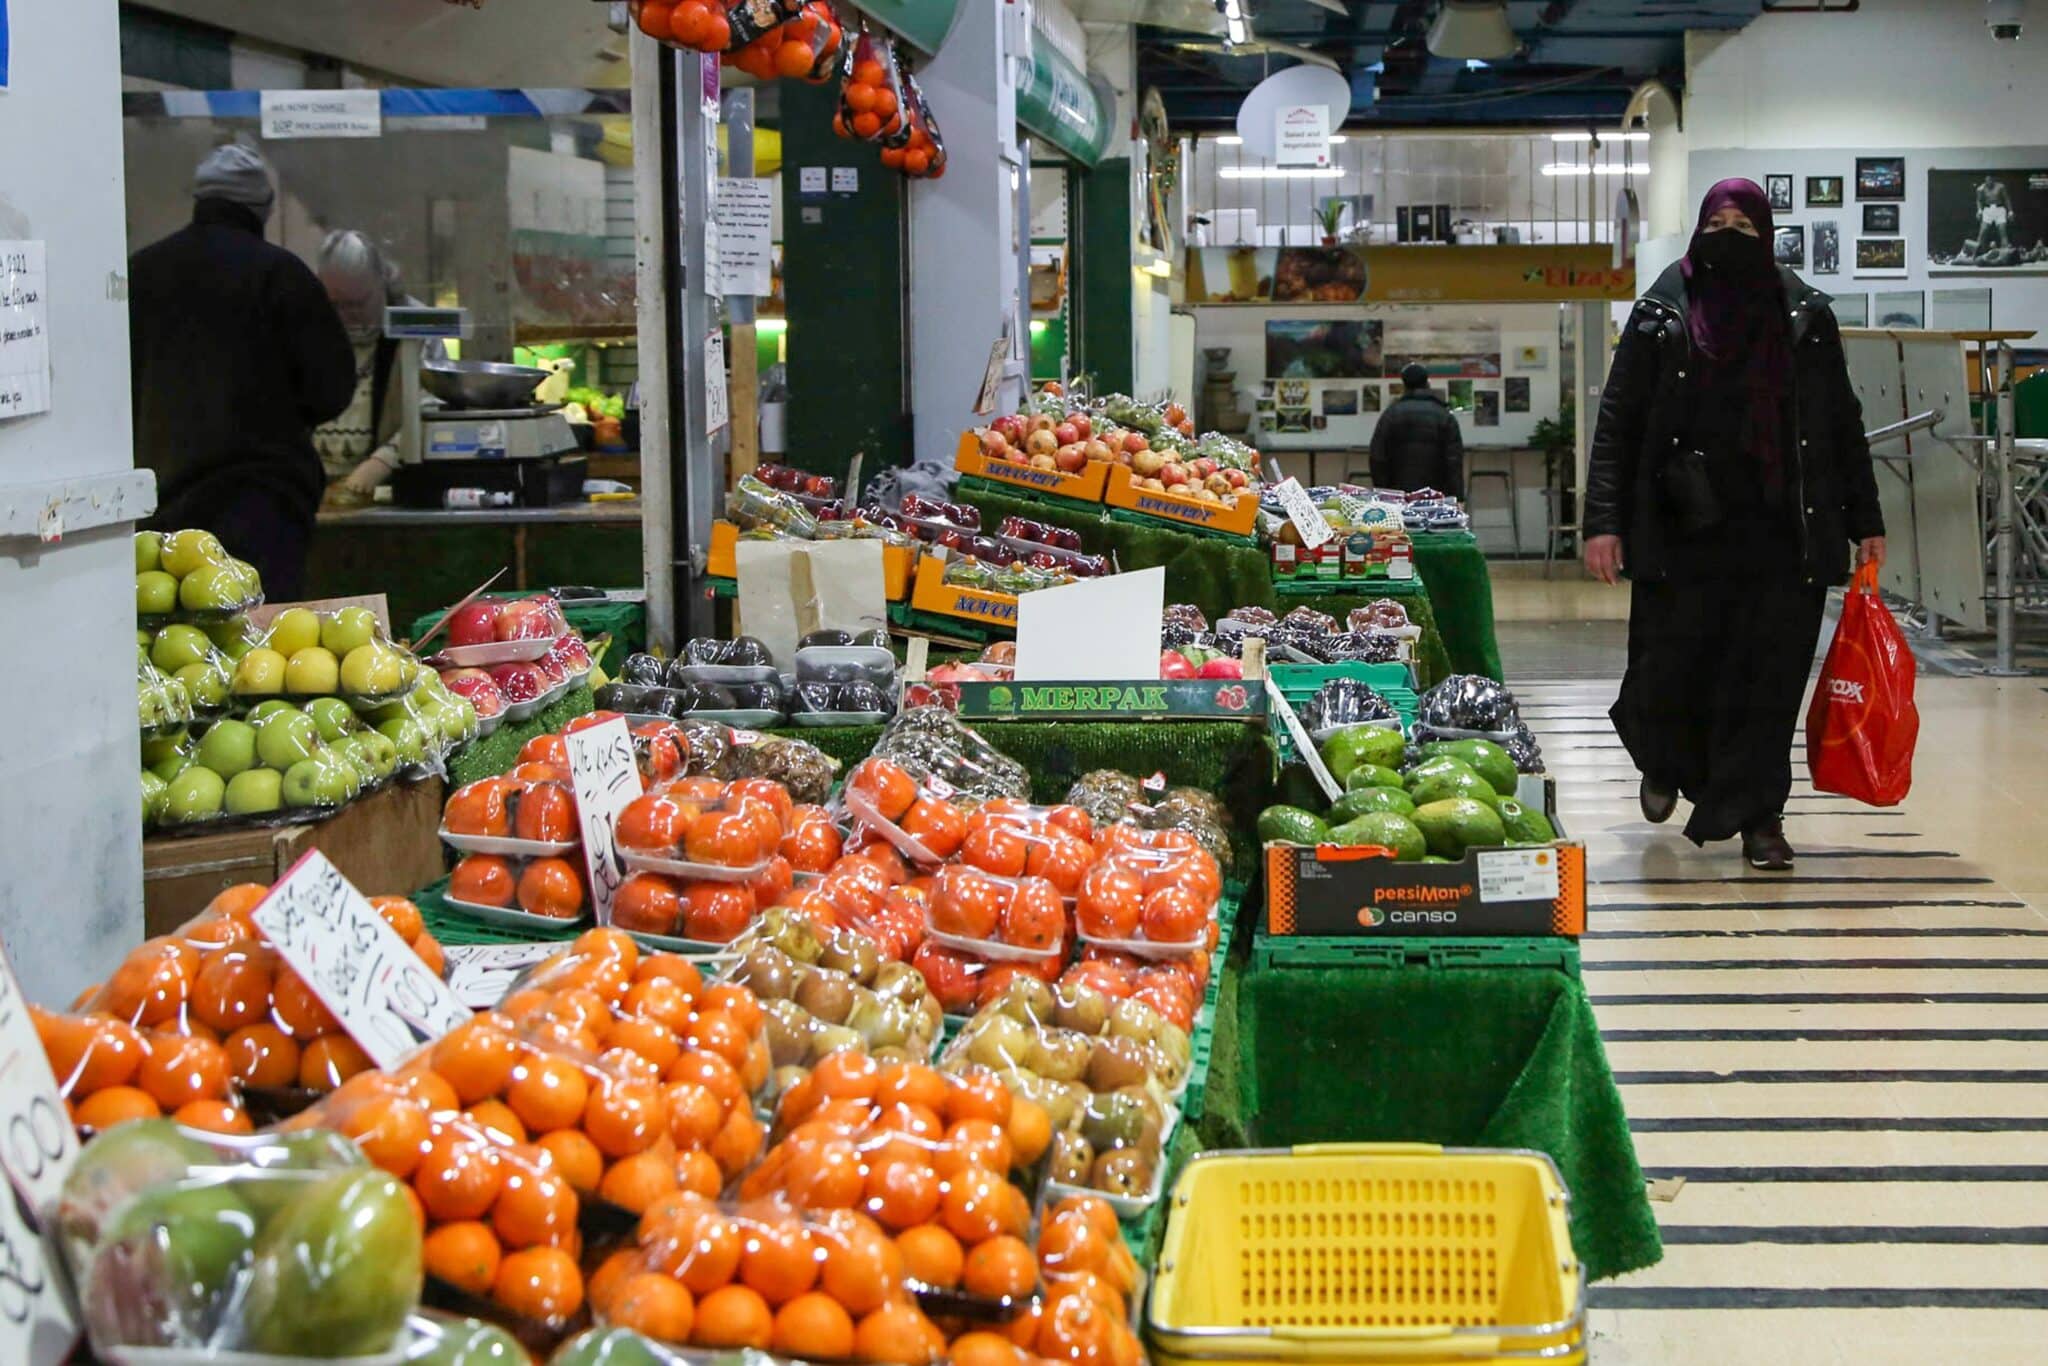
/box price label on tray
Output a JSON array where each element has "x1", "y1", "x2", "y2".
[
  {"x1": 1272, "y1": 477, "x2": 1333, "y2": 551},
  {"x1": 442, "y1": 942, "x2": 565, "y2": 1009},
  {"x1": 1476, "y1": 848, "x2": 1561, "y2": 903},
  {"x1": 567, "y1": 715, "x2": 646, "y2": 925},
  {"x1": 0, "y1": 946, "x2": 82, "y2": 1365},
  {"x1": 253, "y1": 852, "x2": 471, "y2": 1068}
]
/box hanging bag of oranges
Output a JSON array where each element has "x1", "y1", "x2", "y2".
[
  {"x1": 728, "y1": 0, "x2": 843, "y2": 82},
  {"x1": 835, "y1": 25, "x2": 908, "y2": 144}
]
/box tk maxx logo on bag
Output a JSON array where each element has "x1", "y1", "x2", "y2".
[{"x1": 1827, "y1": 677, "x2": 1866, "y2": 704}]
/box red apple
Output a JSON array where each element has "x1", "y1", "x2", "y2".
[
  {"x1": 440, "y1": 668, "x2": 506, "y2": 716},
  {"x1": 1158, "y1": 650, "x2": 1197, "y2": 680},
  {"x1": 494, "y1": 599, "x2": 554, "y2": 642},
  {"x1": 1054, "y1": 444, "x2": 1087, "y2": 473},
  {"x1": 447, "y1": 601, "x2": 500, "y2": 648},
  {"x1": 1198, "y1": 657, "x2": 1244, "y2": 680},
  {"x1": 549, "y1": 634, "x2": 592, "y2": 670},
  {"x1": 489, "y1": 662, "x2": 548, "y2": 703},
  {"x1": 1053, "y1": 421, "x2": 1080, "y2": 446},
  {"x1": 1121, "y1": 432, "x2": 1148, "y2": 455}
]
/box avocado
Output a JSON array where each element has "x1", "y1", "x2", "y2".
[
  {"x1": 1330, "y1": 787, "x2": 1416, "y2": 823},
  {"x1": 1342, "y1": 763, "x2": 1407, "y2": 793},
  {"x1": 1404, "y1": 755, "x2": 1480, "y2": 789},
  {"x1": 240, "y1": 1169, "x2": 421, "y2": 1357},
  {"x1": 1443, "y1": 739, "x2": 1519, "y2": 797},
  {"x1": 1420, "y1": 855, "x2": 1453, "y2": 864},
  {"x1": 1319, "y1": 725, "x2": 1406, "y2": 784},
  {"x1": 1257, "y1": 804, "x2": 1331, "y2": 846},
  {"x1": 1408, "y1": 767, "x2": 1499, "y2": 809},
  {"x1": 1411, "y1": 798, "x2": 1508, "y2": 860},
  {"x1": 1329, "y1": 812, "x2": 1428, "y2": 862},
  {"x1": 1497, "y1": 798, "x2": 1557, "y2": 843}
]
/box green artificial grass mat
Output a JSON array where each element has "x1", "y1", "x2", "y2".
[
  {"x1": 1411, "y1": 530, "x2": 1505, "y2": 682},
  {"x1": 444, "y1": 688, "x2": 596, "y2": 787}
]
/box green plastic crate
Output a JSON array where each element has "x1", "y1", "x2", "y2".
[
  {"x1": 1250, "y1": 934, "x2": 1581, "y2": 978},
  {"x1": 1268, "y1": 661, "x2": 1418, "y2": 765},
  {"x1": 1178, "y1": 892, "x2": 1239, "y2": 1125}
]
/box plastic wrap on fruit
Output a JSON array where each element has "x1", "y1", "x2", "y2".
[
  {"x1": 1502, "y1": 720, "x2": 1545, "y2": 774},
  {"x1": 835, "y1": 23, "x2": 908, "y2": 144},
  {"x1": 1349, "y1": 598, "x2": 1412, "y2": 632},
  {"x1": 1064, "y1": 769, "x2": 1145, "y2": 828},
  {"x1": 941, "y1": 555, "x2": 1000, "y2": 590},
  {"x1": 726, "y1": 474, "x2": 819, "y2": 538},
  {"x1": 1279, "y1": 605, "x2": 1339, "y2": 635},
  {"x1": 715, "y1": 733, "x2": 839, "y2": 805},
  {"x1": 1416, "y1": 672, "x2": 1523, "y2": 732},
  {"x1": 1300, "y1": 630, "x2": 1403, "y2": 665},
  {"x1": 725, "y1": 911, "x2": 944, "y2": 1078},
  {"x1": 1301, "y1": 678, "x2": 1398, "y2": 734},
  {"x1": 400, "y1": 1309, "x2": 529, "y2": 1364},
  {"x1": 870, "y1": 705, "x2": 1030, "y2": 802}
]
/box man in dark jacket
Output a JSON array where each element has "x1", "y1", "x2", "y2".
[
  {"x1": 1369, "y1": 364, "x2": 1466, "y2": 497},
  {"x1": 130, "y1": 145, "x2": 355, "y2": 599}
]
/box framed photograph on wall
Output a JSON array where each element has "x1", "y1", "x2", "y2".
[
  {"x1": 1807, "y1": 176, "x2": 1844, "y2": 207},
  {"x1": 1773, "y1": 224, "x2": 1806, "y2": 269},
  {"x1": 1812, "y1": 221, "x2": 1841, "y2": 274},
  {"x1": 1926, "y1": 169, "x2": 2048, "y2": 272},
  {"x1": 1474, "y1": 390, "x2": 1500, "y2": 428},
  {"x1": 1864, "y1": 203, "x2": 1901, "y2": 233},
  {"x1": 1834, "y1": 293, "x2": 1868, "y2": 326},
  {"x1": 1873, "y1": 290, "x2": 1925, "y2": 328},
  {"x1": 1855, "y1": 237, "x2": 1909, "y2": 277},
  {"x1": 1445, "y1": 379, "x2": 1474, "y2": 413},
  {"x1": 1321, "y1": 388, "x2": 1358, "y2": 417},
  {"x1": 1856, "y1": 156, "x2": 1907, "y2": 201},
  {"x1": 1504, "y1": 376, "x2": 1531, "y2": 413},
  {"x1": 1359, "y1": 383, "x2": 1383, "y2": 413},
  {"x1": 1766, "y1": 175, "x2": 1794, "y2": 212}
]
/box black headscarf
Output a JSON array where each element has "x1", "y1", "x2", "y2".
[{"x1": 1680, "y1": 178, "x2": 1791, "y2": 497}]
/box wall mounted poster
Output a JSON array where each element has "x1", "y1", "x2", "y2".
[
  {"x1": 1927, "y1": 169, "x2": 2048, "y2": 271},
  {"x1": 1274, "y1": 378, "x2": 1312, "y2": 432},
  {"x1": 1272, "y1": 247, "x2": 1367, "y2": 301},
  {"x1": 1807, "y1": 175, "x2": 1844, "y2": 208},
  {"x1": 1873, "y1": 290, "x2": 1925, "y2": 328},
  {"x1": 1266, "y1": 319, "x2": 1383, "y2": 378},
  {"x1": 1864, "y1": 203, "x2": 1900, "y2": 233},
  {"x1": 1766, "y1": 175, "x2": 1794, "y2": 212},
  {"x1": 1384, "y1": 318, "x2": 1502, "y2": 378},
  {"x1": 1856, "y1": 156, "x2": 1906, "y2": 201},
  {"x1": 1504, "y1": 376, "x2": 1531, "y2": 412},
  {"x1": 1445, "y1": 379, "x2": 1474, "y2": 412},
  {"x1": 1773, "y1": 224, "x2": 1805, "y2": 269},
  {"x1": 1856, "y1": 237, "x2": 1908, "y2": 277},
  {"x1": 1321, "y1": 387, "x2": 1358, "y2": 416},
  {"x1": 1812, "y1": 221, "x2": 1840, "y2": 274},
  {"x1": 1474, "y1": 389, "x2": 1500, "y2": 427},
  {"x1": 1359, "y1": 383, "x2": 1383, "y2": 413}
]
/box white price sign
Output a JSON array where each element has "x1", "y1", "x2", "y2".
[
  {"x1": 0, "y1": 947, "x2": 84, "y2": 1364},
  {"x1": 1266, "y1": 687, "x2": 1343, "y2": 803},
  {"x1": 0, "y1": 242, "x2": 51, "y2": 420},
  {"x1": 261, "y1": 88, "x2": 382, "y2": 140},
  {"x1": 1476, "y1": 847, "x2": 1561, "y2": 903},
  {"x1": 714, "y1": 177, "x2": 774, "y2": 298},
  {"x1": 253, "y1": 852, "x2": 471, "y2": 1068},
  {"x1": 1272, "y1": 477, "x2": 1333, "y2": 551},
  {"x1": 704, "y1": 329, "x2": 730, "y2": 435},
  {"x1": 566, "y1": 717, "x2": 646, "y2": 924},
  {"x1": 442, "y1": 943, "x2": 563, "y2": 1010}
]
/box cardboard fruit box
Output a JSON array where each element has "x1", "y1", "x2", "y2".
[{"x1": 953, "y1": 431, "x2": 1111, "y2": 504}]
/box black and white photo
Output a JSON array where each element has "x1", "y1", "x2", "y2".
[
  {"x1": 1927, "y1": 168, "x2": 2048, "y2": 271},
  {"x1": 1504, "y1": 377, "x2": 1530, "y2": 413},
  {"x1": 1766, "y1": 175, "x2": 1794, "y2": 212},
  {"x1": 1855, "y1": 237, "x2": 1909, "y2": 277},
  {"x1": 1856, "y1": 156, "x2": 1906, "y2": 201},
  {"x1": 1806, "y1": 176, "x2": 1844, "y2": 208},
  {"x1": 1864, "y1": 203, "x2": 1900, "y2": 233},
  {"x1": 1474, "y1": 389, "x2": 1500, "y2": 428},
  {"x1": 1812, "y1": 220, "x2": 1840, "y2": 274},
  {"x1": 1773, "y1": 224, "x2": 1806, "y2": 269}
]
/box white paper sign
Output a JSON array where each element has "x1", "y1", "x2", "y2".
[
  {"x1": 973, "y1": 323, "x2": 1010, "y2": 416},
  {"x1": 704, "y1": 329, "x2": 730, "y2": 435},
  {"x1": 252, "y1": 852, "x2": 470, "y2": 1068},
  {"x1": 261, "y1": 88, "x2": 382, "y2": 140},
  {"x1": 1014, "y1": 567, "x2": 1166, "y2": 682},
  {"x1": 832, "y1": 166, "x2": 860, "y2": 193},
  {"x1": 1477, "y1": 847, "x2": 1561, "y2": 903},
  {"x1": 0, "y1": 947, "x2": 82, "y2": 1365},
  {"x1": 799, "y1": 166, "x2": 827, "y2": 195},
  {"x1": 1272, "y1": 477, "x2": 1333, "y2": 550},
  {"x1": 442, "y1": 943, "x2": 563, "y2": 1009},
  {"x1": 715, "y1": 178, "x2": 774, "y2": 297},
  {"x1": 566, "y1": 716, "x2": 646, "y2": 925},
  {"x1": 1274, "y1": 104, "x2": 1330, "y2": 167},
  {"x1": 0, "y1": 242, "x2": 50, "y2": 420},
  {"x1": 735, "y1": 539, "x2": 888, "y2": 668}
]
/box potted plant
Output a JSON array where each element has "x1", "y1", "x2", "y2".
[{"x1": 1317, "y1": 198, "x2": 1348, "y2": 248}]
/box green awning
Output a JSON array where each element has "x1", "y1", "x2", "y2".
[
  {"x1": 1017, "y1": 39, "x2": 1111, "y2": 166},
  {"x1": 842, "y1": 0, "x2": 961, "y2": 56}
]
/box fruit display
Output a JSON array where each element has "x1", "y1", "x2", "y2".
[
  {"x1": 1299, "y1": 675, "x2": 1402, "y2": 737},
  {"x1": 1204, "y1": 600, "x2": 1412, "y2": 666},
  {"x1": 1064, "y1": 769, "x2": 1235, "y2": 880},
  {"x1": 137, "y1": 650, "x2": 197, "y2": 736},
  {"x1": 37, "y1": 884, "x2": 443, "y2": 1133},
  {"x1": 726, "y1": 0, "x2": 842, "y2": 82},
  {"x1": 835, "y1": 25, "x2": 947, "y2": 179},
  {"x1": 1411, "y1": 672, "x2": 1546, "y2": 772},
  {"x1": 866, "y1": 706, "x2": 1032, "y2": 803},
  {"x1": 1156, "y1": 641, "x2": 1245, "y2": 680},
  {"x1": 145, "y1": 699, "x2": 394, "y2": 829},
  {"x1": 135, "y1": 527, "x2": 263, "y2": 620},
  {"x1": 443, "y1": 758, "x2": 593, "y2": 927},
  {"x1": 239, "y1": 603, "x2": 429, "y2": 707},
  {"x1": 55, "y1": 1120, "x2": 423, "y2": 1359},
  {"x1": 430, "y1": 594, "x2": 593, "y2": 724},
  {"x1": 970, "y1": 386, "x2": 1261, "y2": 509}
]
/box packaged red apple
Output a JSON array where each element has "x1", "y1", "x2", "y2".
[
  {"x1": 55, "y1": 1121, "x2": 424, "y2": 1362},
  {"x1": 40, "y1": 884, "x2": 444, "y2": 1134},
  {"x1": 438, "y1": 592, "x2": 574, "y2": 667},
  {"x1": 755, "y1": 461, "x2": 839, "y2": 501},
  {"x1": 615, "y1": 775, "x2": 790, "y2": 881}
]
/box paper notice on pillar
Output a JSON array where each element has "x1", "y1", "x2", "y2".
[
  {"x1": 262, "y1": 88, "x2": 382, "y2": 139},
  {"x1": 1274, "y1": 104, "x2": 1330, "y2": 167},
  {"x1": 0, "y1": 241, "x2": 50, "y2": 419},
  {"x1": 704, "y1": 329, "x2": 730, "y2": 434},
  {"x1": 715, "y1": 177, "x2": 775, "y2": 296},
  {"x1": 735, "y1": 539, "x2": 888, "y2": 668},
  {"x1": 1013, "y1": 567, "x2": 1166, "y2": 682}
]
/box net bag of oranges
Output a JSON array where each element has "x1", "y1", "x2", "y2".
[
  {"x1": 36, "y1": 883, "x2": 442, "y2": 1136},
  {"x1": 727, "y1": 0, "x2": 843, "y2": 82},
  {"x1": 835, "y1": 25, "x2": 909, "y2": 144},
  {"x1": 887, "y1": 67, "x2": 948, "y2": 180}
]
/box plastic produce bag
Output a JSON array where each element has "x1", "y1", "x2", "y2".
[{"x1": 1807, "y1": 562, "x2": 1918, "y2": 805}]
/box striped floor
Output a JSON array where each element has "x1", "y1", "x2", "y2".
[{"x1": 1521, "y1": 679, "x2": 2048, "y2": 1365}]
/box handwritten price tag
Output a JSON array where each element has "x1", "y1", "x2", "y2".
[
  {"x1": 1273, "y1": 478, "x2": 1333, "y2": 551},
  {"x1": 0, "y1": 947, "x2": 82, "y2": 1365},
  {"x1": 566, "y1": 717, "x2": 646, "y2": 925},
  {"x1": 442, "y1": 943, "x2": 563, "y2": 1009},
  {"x1": 1267, "y1": 687, "x2": 1344, "y2": 803},
  {"x1": 253, "y1": 852, "x2": 471, "y2": 1068}
]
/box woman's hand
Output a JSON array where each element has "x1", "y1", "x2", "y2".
[
  {"x1": 1584, "y1": 534, "x2": 1625, "y2": 585},
  {"x1": 1856, "y1": 535, "x2": 1886, "y2": 570}
]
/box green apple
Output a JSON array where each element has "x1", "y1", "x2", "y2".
[
  {"x1": 340, "y1": 643, "x2": 405, "y2": 697},
  {"x1": 254, "y1": 710, "x2": 320, "y2": 770},
  {"x1": 159, "y1": 529, "x2": 226, "y2": 578},
  {"x1": 149, "y1": 746, "x2": 192, "y2": 783},
  {"x1": 330, "y1": 735, "x2": 377, "y2": 786},
  {"x1": 315, "y1": 748, "x2": 364, "y2": 800},
  {"x1": 179, "y1": 563, "x2": 248, "y2": 613},
  {"x1": 136, "y1": 571, "x2": 179, "y2": 616},
  {"x1": 305, "y1": 696, "x2": 358, "y2": 743},
  {"x1": 376, "y1": 718, "x2": 429, "y2": 767},
  {"x1": 280, "y1": 758, "x2": 330, "y2": 809},
  {"x1": 358, "y1": 730, "x2": 399, "y2": 780},
  {"x1": 267, "y1": 608, "x2": 322, "y2": 657},
  {"x1": 444, "y1": 693, "x2": 479, "y2": 742},
  {"x1": 141, "y1": 769, "x2": 168, "y2": 826},
  {"x1": 134, "y1": 531, "x2": 163, "y2": 574},
  {"x1": 175, "y1": 661, "x2": 230, "y2": 710},
  {"x1": 224, "y1": 768, "x2": 285, "y2": 816},
  {"x1": 232, "y1": 649, "x2": 288, "y2": 697},
  {"x1": 321, "y1": 607, "x2": 380, "y2": 657},
  {"x1": 284, "y1": 647, "x2": 340, "y2": 696},
  {"x1": 228, "y1": 561, "x2": 263, "y2": 600},
  {"x1": 165, "y1": 767, "x2": 227, "y2": 823},
  {"x1": 162, "y1": 676, "x2": 192, "y2": 716},
  {"x1": 204, "y1": 616, "x2": 258, "y2": 659},
  {"x1": 150, "y1": 624, "x2": 215, "y2": 673},
  {"x1": 141, "y1": 732, "x2": 187, "y2": 766},
  {"x1": 195, "y1": 720, "x2": 258, "y2": 778},
  {"x1": 244, "y1": 700, "x2": 294, "y2": 724}
]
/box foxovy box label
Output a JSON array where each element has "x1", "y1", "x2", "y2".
[
  {"x1": 1265, "y1": 842, "x2": 1586, "y2": 937},
  {"x1": 953, "y1": 679, "x2": 1265, "y2": 720}
]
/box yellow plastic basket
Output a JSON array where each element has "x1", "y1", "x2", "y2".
[{"x1": 1144, "y1": 1144, "x2": 1585, "y2": 1364}]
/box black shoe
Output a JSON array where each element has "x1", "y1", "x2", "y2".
[
  {"x1": 1743, "y1": 819, "x2": 1795, "y2": 871},
  {"x1": 1639, "y1": 777, "x2": 1677, "y2": 825}
]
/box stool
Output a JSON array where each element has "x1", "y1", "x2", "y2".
[
  {"x1": 1466, "y1": 459, "x2": 1520, "y2": 555},
  {"x1": 1540, "y1": 485, "x2": 1579, "y2": 578}
]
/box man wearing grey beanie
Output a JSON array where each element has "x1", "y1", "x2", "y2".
[{"x1": 129, "y1": 144, "x2": 355, "y2": 598}]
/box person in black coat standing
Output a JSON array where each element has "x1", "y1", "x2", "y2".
[
  {"x1": 1584, "y1": 178, "x2": 1885, "y2": 869},
  {"x1": 130, "y1": 145, "x2": 356, "y2": 600},
  {"x1": 1369, "y1": 364, "x2": 1466, "y2": 498}
]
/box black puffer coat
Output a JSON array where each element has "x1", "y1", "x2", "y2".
[
  {"x1": 1369, "y1": 388, "x2": 1466, "y2": 498},
  {"x1": 1583, "y1": 261, "x2": 1883, "y2": 584}
]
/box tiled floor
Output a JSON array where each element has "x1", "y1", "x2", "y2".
[{"x1": 1494, "y1": 572, "x2": 2048, "y2": 1362}]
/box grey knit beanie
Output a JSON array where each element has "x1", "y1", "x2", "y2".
[{"x1": 192, "y1": 144, "x2": 276, "y2": 218}]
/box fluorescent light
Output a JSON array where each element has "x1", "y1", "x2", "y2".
[
  {"x1": 1147, "y1": 258, "x2": 1174, "y2": 278},
  {"x1": 1029, "y1": 320, "x2": 1048, "y2": 333},
  {"x1": 1216, "y1": 136, "x2": 1243, "y2": 145},
  {"x1": 1428, "y1": 0, "x2": 1517, "y2": 60},
  {"x1": 1328, "y1": 135, "x2": 1348, "y2": 144},
  {"x1": 1218, "y1": 166, "x2": 1346, "y2": 180},
  {"x1": 1540, "y1": 163, "x2": 1650, "y2": 177},
  {"x1": 1225, "y1": 14, "x2": 1249, "y2": 43},
  {"x1": 1550, "y1": 131, "x2": 1650, "y2": 143}
]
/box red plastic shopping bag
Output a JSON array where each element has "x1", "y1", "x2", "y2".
[{"x1": 1807, "y1": 562, "x2": 1918, "y2": 805}]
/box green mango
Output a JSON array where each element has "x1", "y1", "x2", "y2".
[
  {"x1": 85, "y1": 1182, "x2": 258, "y2": 1347},
  {"x1": 1319, "y1": 724, "x2": 1406, "y2": 784},
  {"x1": 58, "y1": 1118, "x2": 218, "y2": 1254},
  {"x1": 1342, "y1": 763, "x2": 1406, "y2": 793},
  {"x1": 1330, "y1": 787, "x2": 1416, "y2": 823},
  {"x1": 1329, "y1": 812, "x2": 1428, "y2": 862},
  {"x1": 1497, "y1": 798, "x2": 1558, "y2": 843},
  {"x1": 1257, "y1": 805, "x2": 1331, "y2": 846},
  {"x1": 1411, "y1": 798, "x2": 1508, "y2": 860},
  {"x1": 240, "y1": 1169, "x2": 421, "y2": 1358}
]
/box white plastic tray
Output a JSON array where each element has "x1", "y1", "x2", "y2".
[
  {"x1": 439, "y1": 638, "x2": 553, "y2": 667},
  {"x1": 444, "y1": 894, "x2": 591, "y2": 932},
  {"x1": 439, "y1": 829, "x2": 580, "y2": 858}
]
